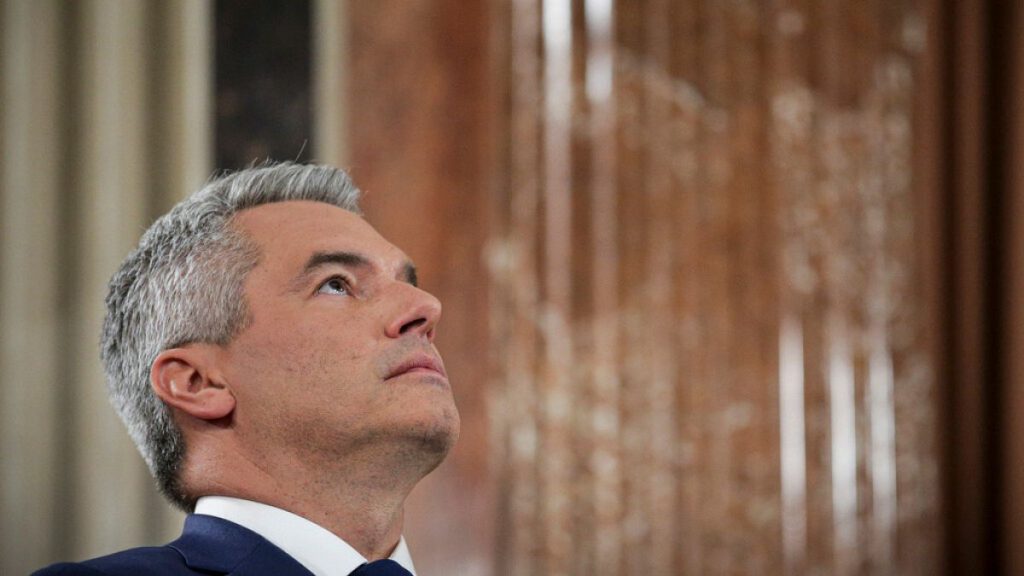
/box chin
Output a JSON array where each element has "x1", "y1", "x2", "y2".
[
  {"x1": 399, "y1": 406, "x2": 461, "y2": 474},
  {"x1": 420, "y1": 405, "x2": 461, "y2": 453}
]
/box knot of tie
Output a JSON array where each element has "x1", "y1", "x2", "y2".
[{"x1": 349, "y1": 559, "x2": 413, "y2": 576}]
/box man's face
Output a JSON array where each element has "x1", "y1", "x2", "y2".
[{"x1": 218, "y1": 200, "x2": 460, "y2": 469}]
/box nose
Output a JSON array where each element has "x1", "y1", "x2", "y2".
[{"x1": 384, "y1": 283, "x2": 442, "y2": 341}]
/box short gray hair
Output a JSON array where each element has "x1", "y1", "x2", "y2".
[{"x1": 101, "y1": 162, "x2": 361, "y2": 511}]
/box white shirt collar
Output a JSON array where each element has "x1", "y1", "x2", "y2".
[{"x1": 194, "y1": 496, "x2": 416, "y2": 576}]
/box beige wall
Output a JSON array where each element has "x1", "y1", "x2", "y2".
[{"x1": 0, "y1": 1, "x2": 210, "y2": 573}]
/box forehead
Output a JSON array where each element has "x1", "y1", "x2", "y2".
[{"x1": 230, "y1": 200, "x2": 407, "y2": 272}]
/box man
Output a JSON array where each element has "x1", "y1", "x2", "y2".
[{"x1": 34, "y1": 163, "x2": 460, "y2": 576}]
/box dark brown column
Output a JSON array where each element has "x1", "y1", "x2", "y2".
[{"x1": 997, "y1": 0, "x2": 1024, "y2": 574}]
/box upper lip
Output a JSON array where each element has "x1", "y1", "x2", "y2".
[{"x1": 385, "y1": 353, "x2": 447, "y2": 380}]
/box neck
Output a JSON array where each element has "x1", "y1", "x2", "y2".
[{"x1": 185, "y1": 438, "x2": 435, "y2": 560}]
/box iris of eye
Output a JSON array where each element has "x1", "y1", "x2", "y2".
[{"x1": 319, "y1": 279, "x2": 347, "y2": 295}]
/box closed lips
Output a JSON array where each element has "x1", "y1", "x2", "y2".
[{"x1": 386, "y1": 355, "x2": 446, "y2": 380}]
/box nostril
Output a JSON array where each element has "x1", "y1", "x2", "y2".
[{"x1": 399, "y1": 317, "x2": 428, "y2": 335}]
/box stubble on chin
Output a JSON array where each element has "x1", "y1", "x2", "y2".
[{"x1": 412, "y1": 405, "x2": 460, "y2": 465}]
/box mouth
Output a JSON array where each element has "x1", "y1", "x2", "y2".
[{"x1": 385, "y1": 353, "x2": 448, "y2": 382}]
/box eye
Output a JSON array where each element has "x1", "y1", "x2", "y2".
[{"x1": 316, "y1": 276, "x2": 351, "y2": 296}]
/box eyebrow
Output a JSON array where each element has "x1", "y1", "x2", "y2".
[{"x1": 293, "y1": 250, "x2": 418, "y2": 289}]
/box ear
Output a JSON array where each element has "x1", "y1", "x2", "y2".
[{"x1": 150, "y1": 346, "x2": 235, "y2": 421}]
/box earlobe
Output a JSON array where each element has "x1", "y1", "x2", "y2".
[{"x1": 151, "y1": 347, "x2": 235, "y2": 421}]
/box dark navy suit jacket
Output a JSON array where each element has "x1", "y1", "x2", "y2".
[{"x1": 32, "y1": 514, "x2": 315, "y2": 575}]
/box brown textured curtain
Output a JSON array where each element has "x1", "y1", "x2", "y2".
[{"x1": 490, "y1": 1, "x2": 935, "y2": 574}]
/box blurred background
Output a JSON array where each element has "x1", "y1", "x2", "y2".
[{"x1": 1, "y1": 0, "x2": 1022, "y2": 575}]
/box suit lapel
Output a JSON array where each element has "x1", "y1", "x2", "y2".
[{"x1": 169, "y1": 514, "x2": 315, "y2": 576}]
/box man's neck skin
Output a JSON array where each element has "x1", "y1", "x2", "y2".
[{"x1": 182, "y1": 434, "x2": 440, "y2": 561}]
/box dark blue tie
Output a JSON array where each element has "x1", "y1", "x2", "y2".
[{"x1": 349, "y1": 559, "x2": 413, "y2": 576}]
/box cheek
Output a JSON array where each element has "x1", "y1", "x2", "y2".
[{"x1": 235, "y1": 312, "x2": 380, "y2": 392}]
